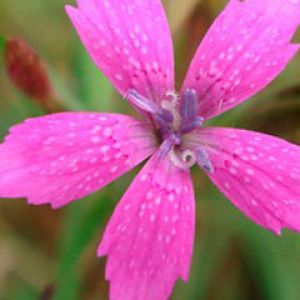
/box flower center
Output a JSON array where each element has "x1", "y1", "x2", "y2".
[{"x1": 127, "y1": 89, "x2": 213, "y2": 172}]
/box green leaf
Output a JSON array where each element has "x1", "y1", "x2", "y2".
[{"x1": 0, "y1": 35, "x2": 6, "y2": 54}]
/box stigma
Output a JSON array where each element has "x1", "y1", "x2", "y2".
[{"x1": 127, "y1": 88, "x2": 213, "y2": 173}]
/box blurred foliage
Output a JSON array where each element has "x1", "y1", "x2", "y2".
[
  {"x1": 0, "y1": 36, "x2": 6, "y2": 53},
  {"x1": 0, "y1": 0, "x2": 300, "y2": 300}
]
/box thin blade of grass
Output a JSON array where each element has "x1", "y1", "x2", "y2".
[{"x1": 53, "y1": 193, "x2": 114, "y2": 300}]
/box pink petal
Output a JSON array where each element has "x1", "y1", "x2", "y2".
[
  {"x1": 198, "y1": 127, "x2": 300, "y2": 234},
  {"x1": 183, "y1": 0, "x2": 300, "y2": 120},
  {"x1": 66, "y1": 0, "x2": 174, "y2": 104},
  {"x1": 98, "y1": 151, "x2": 195, "y2": 300},
  {"x1": 0, "y1": 113, "x2": 157, "y2": 208}
]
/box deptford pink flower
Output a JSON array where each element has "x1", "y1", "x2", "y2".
[{"x1": 1, "y1": 0, "x2": 300, "y2": 299}]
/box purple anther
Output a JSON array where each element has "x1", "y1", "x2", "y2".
[
  {"x1": 168, "y1": 132, "x2": 181, "y2": 146},
  {"x1": 127, "y1": 89, "x2": 160, "y2": 114},
  {"x1": 158, "y1": 132, "x2": 181, "y2": 160},
  {"x1": 154, "y1": 110, "x2": 174, "y2": 136},
  {"x1": 196, "y1": 149, "x2": 214, "y2": 173},
  {"x1": 127, "y1": 89, "x2": 173, "y2": 132},
  {"x1": 153, "y1": 114, "x2": 171, "y2": 136},
  {"x1": 180, "y1": 89, "x2": 203, "y2": 134},
  {"x1": 180, "y1": 89, "x2": 198, "y2": 124},
  {"x1": 159, "y1": 109, "x2": 173, "y2": 124},
  {"x1": 181, "y1": 116, "x2": 204, "y2": 134}
]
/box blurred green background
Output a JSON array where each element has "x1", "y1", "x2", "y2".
[{"x1": 1, "y1": 0, "x2": 300, "y2": 299}]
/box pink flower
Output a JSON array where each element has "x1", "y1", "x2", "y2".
[{"x1": 1, "y1": 0, "x2": 300, "y2": 299}]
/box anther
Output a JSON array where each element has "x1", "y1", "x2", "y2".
[
  {"x1": 127, "y1": 89, "x2": 160, "y2": 114},
  {"x1": 196, "y1": 149, "x2": 214, "y2": 173},
  {"x1": 127, "y1": 89, "x2": 173, "y2": 130},
  {"x1": 180, "y1": 89, "x2": 203, "y2": 134},
  {"x1": 181, "y1": 116, "x2": 204, "y2": 134},
  {"x1": 180, "y1": 89, "x2": 198, "y2": 122},
  {"x1": 158, "y1": 133, "x2": 181, "y2": 160}
]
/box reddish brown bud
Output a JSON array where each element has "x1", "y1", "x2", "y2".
[{"x1": 5, "y1": 38, "x2": 53, "y2": 102}]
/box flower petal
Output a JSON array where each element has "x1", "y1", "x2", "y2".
[
  {"x1": 183, "y1": 0, "x2": 300, "y2": 120},
  {"x1": 198, "y1": 127, "x2": 300, "y2": 234},
  {"x1": 98, "y1": 151, "x2": 195, "y2": 300},
  {"x1": 66, "y1": 0, "x2": 174, "y2": 104},
  {"x1": 0, "y1": 113, "x2": 156, "y2": 208}
]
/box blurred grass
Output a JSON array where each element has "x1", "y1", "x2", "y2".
[
  {"x1": 53, "y1": 194, "x2": 114, "y2": 300},
  {"x1": 71, "y1": 42, "x2": 113, "y2": 112},
  {"x1": 0, "y1": 0, "x2": 300, "y2": 300},
  {"x1": 0, "y1": 36, "x2": 6, "y2": 53}
]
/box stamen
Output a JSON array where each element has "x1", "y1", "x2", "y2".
[
  {"x1": 180, "y1": 89, "x2": 203, "y2": 134},
  {"x1": 127, "y1": 89, "x2": 160, "y2": 114},
  {"x1": 158, "y1": 133, "x2": 181, "y2": 160},
  {"x1": 181, "y1": 116, "x2": 204, "y2": 134},
  {"x1": 158, "y1": 137, "x2": 175, "y2": 161},
  {"x1": 196, "y1": 149, "x2": 214, "y2": 173},
  {"x1": 153, "y1": 114, "x2": 170, "y2": 135},
  {"x1": 127, "y1": 88, "x2": 210, "y2": 172},
  {"x1": 180, "y1": 89, "x2": 198, "y2": 122},
  {"x1": 127, "y1": 89, "x2": 173, "y2": 131}
]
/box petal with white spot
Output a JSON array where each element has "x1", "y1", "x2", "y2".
[
  {"x1": 66, "y1": 0, "x2": 174, "y2": 104},
  {"x1": 198, "y1": 127, "x2": 300, "y2": 234},
  {"x1": 183, "y1": 0, "x2": 300, "y2": 119},
  {"x1": 0, "y1": 113, "x2": 157, "y2": 208},
  {"x1": 98, "y1": 151, "x2": 195, "y2": 300}
]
